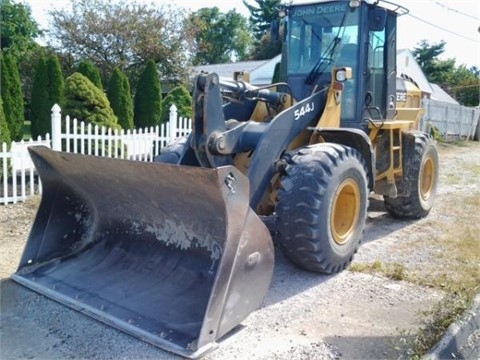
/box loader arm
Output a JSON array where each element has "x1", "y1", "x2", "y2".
[{"x1": 191, "y1": 73, "x2": 326, "y2": 209}]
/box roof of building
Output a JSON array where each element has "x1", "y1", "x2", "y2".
[
  {"x1": 396, "y1": 49, "x2": 434, "y2": 95},
  {"x1": 191, "y1": 55, "x2": 281, "y2": 86},
  {"x1": 430, "y1": 83, "x2": 459, "y2": 104}
]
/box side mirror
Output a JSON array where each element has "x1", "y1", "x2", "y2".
[{"x1": 369, "y1": 8, "x2": 387, "y2": 32}]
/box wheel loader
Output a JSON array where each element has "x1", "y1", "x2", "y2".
[{"x1": 12, "y1": 0, "x2": 439, "y2": 358}]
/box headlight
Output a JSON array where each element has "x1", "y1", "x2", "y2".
[
  {"x1": 335, "y1": 67, "x2": 352, "y2": 82},
  {"x1": 349, "y1": 0, "x2": 361, "y2": 8},
  {"x1": 336, "y1": 69, "x2": 347, "y2": 82}
]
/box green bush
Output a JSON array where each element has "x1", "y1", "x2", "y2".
[
  {"x1": 161, "y1": 85, "x2": 192, "y2": 124},
  {"x1": 64, "y1": 73, "x2": 119, "y2": 129},
  {"x1": 107, "y1": 68, "x2": 133, "y2": 130}
]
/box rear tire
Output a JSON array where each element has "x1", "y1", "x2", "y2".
[
  {"x1": 384, "y1": 132, "x2": 439, "y2": 219},
  {"x1": 274, "y1": 144, "x2": 368, "y2": 274}
]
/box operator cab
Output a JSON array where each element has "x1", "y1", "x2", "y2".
[{"x1": 280, "y1": 0, "x2": 408, "y2": 130}]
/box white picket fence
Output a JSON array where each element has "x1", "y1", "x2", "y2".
[{"x1": 0, "y1": 104, "x2": 192, "y2": 204}]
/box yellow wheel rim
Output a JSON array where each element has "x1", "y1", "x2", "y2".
[
  {"x1": 420, "y1": 156, "x2": 435, "y2": 201},
  {"x1": 330, "y1": 178, "x2": 361, "y2": 245}
]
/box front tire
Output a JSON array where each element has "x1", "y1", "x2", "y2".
[
  {"x1": 154, "y1": 137, "x2": 188, "y2": 164},
  {"x1": 274, "y1": 144, "x2": 369, "y2": 274},
  {"x1": 384, "y1": 132, "x2": 439, "y2": 219}
]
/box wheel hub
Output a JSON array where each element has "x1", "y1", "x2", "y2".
[
  {"x1": 420, "y1": 156, "x2": 434, "y2": 201},
  {"x1": 330, "y1": 178, "x2": 360, "y2": 245}
]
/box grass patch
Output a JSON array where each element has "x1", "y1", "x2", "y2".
[
  {"x1": 350, "y1": 257, "x2": 477, "y2": 358},
  {"x1": 396, "y1": 291, "x2": 472, "y2": 359},
  {"x1": 350, "y1": 190, "x2": 480, "y2": 357},
  {"x1": 349, "y1": 260, "x2": 408, "y2": 281}
]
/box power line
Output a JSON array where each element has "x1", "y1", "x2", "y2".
[
  {"x1": 428, "y1": 0, "x2": 480, "y2": 21},
  {"x1": 449, "y1": 84, "x2": 480, "y2": 90},
  {"x1": 407, "y1": 13, "x2": 479, "y2": 42}
]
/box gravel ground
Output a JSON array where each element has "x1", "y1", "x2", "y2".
[{"x1": 0, "y1": 141, "x2": 479, "y2": 359}]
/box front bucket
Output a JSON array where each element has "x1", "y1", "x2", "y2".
[{"x1": 12, "y1": 146, "x2": 274, "y2": 358}]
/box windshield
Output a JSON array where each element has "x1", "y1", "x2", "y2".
[{"x1": 287, "y1": 3, "x2": 360, "y2": 77}]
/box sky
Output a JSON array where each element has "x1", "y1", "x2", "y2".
[{"x1": 22, "y1": 0, "x2": 480, "y2": 68}]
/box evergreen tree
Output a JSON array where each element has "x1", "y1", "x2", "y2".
[
  {"x1": 0, "y1": 98, "x2": 11, "y2": 180},
  {"x1": 0, "y1": 51, "x2": 24, "y2": 140},
  {"x1": 0, "y1": 98, "x2": 11, "y2": 146},
  {"x1": 161, "y1": 86, "x2": 192, "y2": 124},
  {"x1": 107, "y1": 68, "x2": 134, "y2": 129},
  {"x1": 243, "y1": 0, "x2": 282, "y2": 40},
  {"x1": 30, "y1": 54, "x2": 65, "y2": 138},
  {"x1": 47, "y1": 55, "x2": 65, "y2": 109},
  {"x1": 134, "y1": 60, "x2": 162, "y2": 128},
  {"x1": 30, "y1": 55, "x2": 50, "y2": 138},
  {"x1": 64, "y1": 73, "x2": 119, "y2": 129},
  {"x1": 76, "y1": 59, "x2": 103, "y2": 90},
  {"x1": 243, "y1": 0, "x2": 283, "y2": 60}
]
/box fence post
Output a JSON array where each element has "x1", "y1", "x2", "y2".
[
  {"x1": 51, "y1": 104, "x2": 62, "y2": 151},
  {"x1": 169, "y1": 104, "x2": 178, "y2": 142}
]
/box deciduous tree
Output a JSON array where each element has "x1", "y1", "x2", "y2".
[
  {"x1": 1, "y1": 0, "x2": 43, "y2": 118},
  {"x1": 449, "y1": 66, "x2": 480, "y2": 107},
  {"x1": 0, "y1": 0, "x2": 41, "y2": 60},
  {"x1": 48, "y1": 0, "x2": 194, "y2": 83},
  {"x1": 413, "y1": 40, "x2": 479, "y2": 106},
  {"x1": 187, "y1": 7, "x2": 253, "y2": 65}
]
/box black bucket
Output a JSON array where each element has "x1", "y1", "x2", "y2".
[{"x1": 12, "y1": 146, "x2": 274, "y2": 358}]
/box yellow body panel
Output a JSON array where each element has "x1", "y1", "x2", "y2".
[{"x1": 368, "y1": 120, "x2": 414, "y2": 193}]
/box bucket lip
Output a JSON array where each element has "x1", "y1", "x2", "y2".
[{"x1": 10, "y1": 274, "x2": 218, "y2": 359}]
